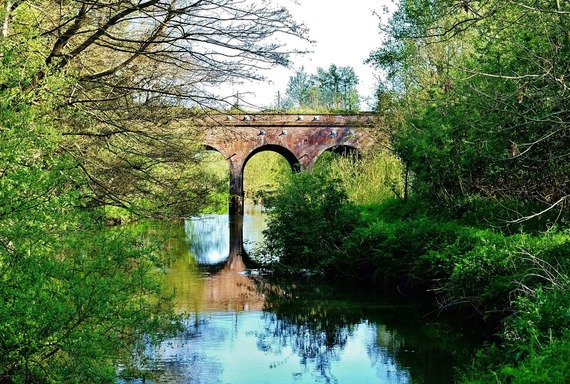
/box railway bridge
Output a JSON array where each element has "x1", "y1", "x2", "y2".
[{"x1": 201, "y1": 113, "x2": 377, "y2": 214}]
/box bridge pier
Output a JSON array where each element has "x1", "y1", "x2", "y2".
[{"x1": 229, "y1": 160, "x2": 244, "y2": 215}]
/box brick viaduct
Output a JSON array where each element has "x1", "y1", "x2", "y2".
[{"x1": 199, "y1": 113, "x2": 377, "y2": 214}]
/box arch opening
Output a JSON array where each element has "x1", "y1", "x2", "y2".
[
  {"x1": 243, "y1": 144, "x2": 301, "y2": 173},
  {"x1": 313, "y1": 145, "x2": 362, "y2": 170},
  {"x1": 243, "y1": 145, "x2": 297, "y2": 206}
]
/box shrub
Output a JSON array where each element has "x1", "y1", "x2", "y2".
[{"x1": 258, "y1": 171, "x2": 361, "y2": 275}]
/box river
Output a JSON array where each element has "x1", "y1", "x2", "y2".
[{"x1": 124, "y1": 205, "x2": 484, "y2": 383}]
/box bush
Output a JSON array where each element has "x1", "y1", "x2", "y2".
[
  {"x1": 461, "y1": 289, "x2": 570, "y2": 384},
  {"x1": 458, "y1": 231, "x2": 570, "y2": 383},
  {"x1": 258, "y1": 170, "x2": 361, "y2": 275}
]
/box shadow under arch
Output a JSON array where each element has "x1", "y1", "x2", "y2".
[
  {"x1": 308, "y1": 144, "x2": 363, "y2": 170},
  {"x1": 201, "y1": 143, "x2": 229, "y2": 159},
  {"x1": 321, "y1": 144, "x2": 362, "y2": 159},
  {"x1": 203, "y1": 143, "x2": 218, "y2": 152}
]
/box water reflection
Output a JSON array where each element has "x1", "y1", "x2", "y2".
[
  {"x1": 147, "y1": 280, "x2": 480, "y2": 384},
  {"x1": 185, "y1": 215, "x2": 230, "y2": 265},
  {"x1": 150, "y1": 312, "x2": 412, "y2": 384},
  {"x1": 184, "y1": 204, "x2": 266, "y2": 266},
  {"x1": 242, "y1": 203, "x2": 266, "y2": 254},
  {"x1": 260, "y1": 283, "x2": 481, "y2": 384},
  {"x1": 174, "y1": 205, "x2": 267, "y2": 313},
  {"x1": 130, "y1": 210, "x2": 483, "y2": 383},
  {"x1": 166, "y1": 235, "x2": 264, "y2": 314}
]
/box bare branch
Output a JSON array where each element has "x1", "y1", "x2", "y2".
[{"x1": 508, "y1": 195, "x2": 569, "y2": 224}]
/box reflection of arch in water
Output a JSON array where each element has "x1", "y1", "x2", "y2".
[
  {"x1": 185, "y1": 215, "x2": 230, "y2": 265},
  {"x1": 185, "y1": 209, "x2": 264, "y2": 273}
]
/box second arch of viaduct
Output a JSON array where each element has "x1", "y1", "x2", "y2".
[{"x1": 200, "y1": 113, "x2": 376, "y2": 214}]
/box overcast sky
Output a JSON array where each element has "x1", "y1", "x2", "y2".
[{"x1": 232, "y1": 0, "x2": 395, "y2": 111}]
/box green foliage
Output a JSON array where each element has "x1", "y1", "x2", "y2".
[
  {"x1": 191, "y1": 150, "x2": 294, "y2": 214},
  {"x1": 369, "y1": 0, "x2": 570, "y2": 217},
  {"x1": 315, "y1": 65, "x2": 360, "y2": 112},
  {"x1": 194, "y1": 151, "x2": 230, "y2": 214},
  {"x1": 0, "y1": 23, "x2": 178, "y2": 383},
  {"x1": 0, "y1": 223, "x2": 180, "y2": 382},
  {"x1": 280, "y1": 66, "x2": 314, "y2": 110},
  {"x1": 2, "y1": 0, "x2": 307, "y2": 220},
  {"x1": 342, "y1": 200, "x2": 570, "y2": 382},
  {"x1": 256, "y1": 149, "x2": 570, "y2": 382},
  {"x1": 339, "y1": 211, "x2": 482, "y2": 291},
  {"x1": 461, "y1": 269, "x2": 570, "y2": 384},
  {"x1": 282, "y1": 65, "x2": 360, "y2": 112},
  {"x1": 74, "y1": 117, "x2": 224, "y2": 218},
  {"x1": 258, "y1": 171, "x2": 361, "y2": 275},
  {"x1": 362, "y1": 9, "x2": 570, "y2": 379},
  {"x1": 314, "y1": 151, "x2": 405, "y2": 205}
]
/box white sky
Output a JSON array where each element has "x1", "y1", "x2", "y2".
[{"x1": 232, "y1": 0, "x2": 396, "y2": 111}]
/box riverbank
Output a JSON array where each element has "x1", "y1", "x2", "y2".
[
  {"x1": 348, "y1": 201, "x2": 569, "y2": 383},
  {"x1": 340, "y1": 204, "x2": 567, "y2": 383},
  {"x1": 257, "y1": 172, "x2": 570, "y2": 383},
  {"x1": 354, "y1": 206, "x2": 568, "y2": 383}
]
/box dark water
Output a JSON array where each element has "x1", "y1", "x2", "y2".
[{"x1": 128, "y1": 205, "x2": 484, "y2": 383}]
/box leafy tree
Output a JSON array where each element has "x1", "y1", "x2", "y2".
[
  {"x1": 282, "y1": 66, "x2": 314, "y2": 109},
  {"x1": 0, "y1": 27, "x2": 180, "y2": 381},
  {"x1": 315, "y1": 64, "x2": 360, "y2": 111},
  {"x1": 368, "y1": 2, "x2": 570, "y2": 381},
  {"x1": 259, "y1": 170, "x2": 361, "y2": 275},
  {"x1": 0, "y1": 0, "x2": 308, "y2": 381},
  {"x1": 368, "y1": 0, "x2": 570, "y2": 220},
  {"x1": 1, "y1": 0, "x2": 308, "y2": 218},
  {"x1": 282, "y1": 64, "x2": 360, "y2": 112}
]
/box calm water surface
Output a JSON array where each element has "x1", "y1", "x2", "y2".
[{"x1": 134, "y1": 205, "x2": 484, "y2": 383}]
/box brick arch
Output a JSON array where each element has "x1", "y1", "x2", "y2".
[{"x1": 242, "y1": 144, "x2": 301, "y2": 172}]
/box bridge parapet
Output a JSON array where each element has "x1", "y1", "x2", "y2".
[{"x1": 205, "y1": 113, "x2": 375, "y2": 128}]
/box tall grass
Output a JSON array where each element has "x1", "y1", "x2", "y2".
[{"x1": 314, "y1": 150, "x2": 405, "y2": 205}]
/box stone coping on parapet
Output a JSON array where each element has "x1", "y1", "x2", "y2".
[{"x1": 203, "y1": 113, "x2": 376, "y2": 127}]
